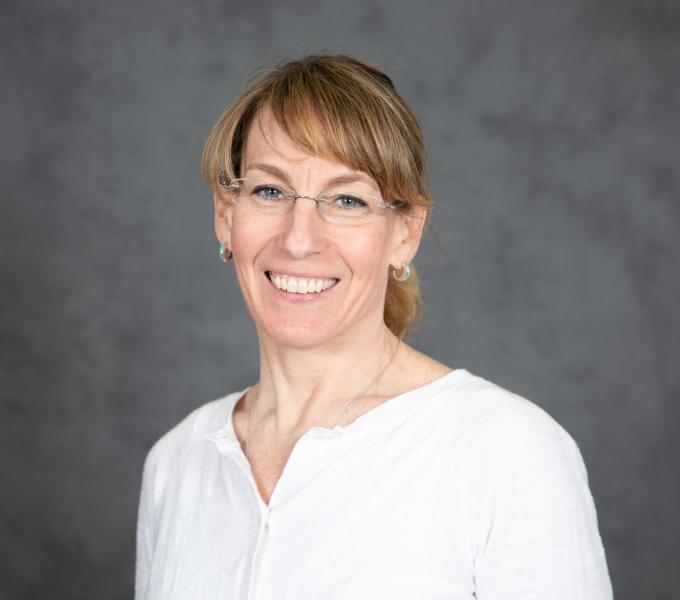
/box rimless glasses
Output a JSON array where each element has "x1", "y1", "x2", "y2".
[{"x1": 219, "y1": 172, "x2": 403, "y2": 226}]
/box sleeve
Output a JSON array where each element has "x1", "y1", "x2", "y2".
[
  {"x1": 471, "y1": 410, "x2": 613, "y2": 600},
  {"x1": 135, "y1": 446, "x2": 159, "y2": 600}
]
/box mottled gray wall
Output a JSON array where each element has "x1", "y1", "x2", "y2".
[{"x1": 1, "y1": 1, "x2": 678, "y2": 598}]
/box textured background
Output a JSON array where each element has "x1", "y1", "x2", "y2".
[{"x1": 1, "y1": 1, "x2": 678, "y2": 598}]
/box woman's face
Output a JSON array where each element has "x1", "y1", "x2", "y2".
[{"x1": 214, "y1": 105, "x2": 425, "y2": 349}]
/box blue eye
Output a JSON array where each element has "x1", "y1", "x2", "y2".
[
  {"x1": 335, "y1": 195, "x2": 368, "y2": 210},
  {"x1": 253, "y1": 185, "x2": 284, "y2": 202}
]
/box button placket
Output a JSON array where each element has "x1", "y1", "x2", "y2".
[
  {"x1": 208, "y1": 434, "x2": 274, "y2": 599},
  {"x1": 207, "y1": 417, "x2": 352, "y2": 598},
  {"x1": 247, "y1": 507, "x2": 273, "y2": 600}
]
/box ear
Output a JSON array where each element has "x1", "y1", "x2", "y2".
[
  {"x1": 390, "y1": 205, "x2": 427, "y2": 268},
  {"x1": 213, "y1": 190, "x2": 234, "y2": 248}
]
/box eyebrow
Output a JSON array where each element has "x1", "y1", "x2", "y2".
[
  {"x1": 246, "y1": 163, "x2": 379, "y2": 191},
  {"x1": 246, "y1": 163, "x2": 292, "y2": 185}
]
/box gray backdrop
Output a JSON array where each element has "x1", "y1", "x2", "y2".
[{"x1": 1, "y1": 1, "x2": 678, "y2": 598}]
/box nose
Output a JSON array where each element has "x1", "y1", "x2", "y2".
[{"x1": 277, "y1": 196, "x2": 325, "y2": 259}]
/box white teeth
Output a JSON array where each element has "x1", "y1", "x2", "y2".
[{"x1": 269, "y1": 272, "x2": 337, "y2": 294}]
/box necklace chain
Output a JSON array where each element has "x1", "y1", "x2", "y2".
[
  {"x1": 335, "y1": 336, "x2": 401, "y2": 428},
  {"x1": 241, "y1": 337, "x2": 402, "y2": 454}
]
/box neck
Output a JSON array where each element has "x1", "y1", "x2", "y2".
[{"x1": 248, "y1": 319, "x2": 400, "y2": 434}]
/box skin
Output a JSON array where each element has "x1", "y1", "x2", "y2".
[{"x1": 213, "y1": 105, "x2": 452, "y2": 504}]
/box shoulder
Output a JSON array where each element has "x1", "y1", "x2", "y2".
[
  {"x1": 439, "y1": 369, "x2": 569, "y2": 432},
  {"x1": 440, "y1": 374, "x2": 613, "y2": 595},
  {"x1": 397, "y1": 349, "x2": 562, "y2": 443},
  {"x1": 433, "y1": 369, "x2": 586, "y2": 478},
  {"x1": 434, "y1": 371, "x2": 599, "y2": 538}
]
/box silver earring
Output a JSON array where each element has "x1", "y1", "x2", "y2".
[
  {"x1": 392, "y1": 261, "x2": 411, "y2": 281},
  {"x1": 219, "y1": 242, "x2": 233, "y2": 263}
]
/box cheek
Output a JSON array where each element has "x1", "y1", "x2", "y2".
[
  {"x1": 344, "y1": 228, "x2": 394, "y2": 279},
  {"x1": 229, "y1": 218, "x2": 268, "y2": 301},
  {"x1": 230, "y1": 215, "x2": 263, "y2": 262}
]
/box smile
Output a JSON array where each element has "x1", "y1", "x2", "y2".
[{"x1": 266, "y1": 271, "x2": 339, "y2": 294}]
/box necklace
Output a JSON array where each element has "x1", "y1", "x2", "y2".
[
  {"x1": 335, "y1": 336, "x2": 401, "y2": 428},
  {"x1": 240, "y1": 337, "x2": 402, "y2": 455}
]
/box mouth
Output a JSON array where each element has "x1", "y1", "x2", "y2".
[{"x1": 265, "y1": 271, "x2": 339, "y2": 295}]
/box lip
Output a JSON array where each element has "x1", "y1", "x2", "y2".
[{"x1": 264, "y1": 270, "x2": 339, "y2": 301}]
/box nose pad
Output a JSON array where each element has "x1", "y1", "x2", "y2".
[
  {"x1": 288, "y1": 195, "x2": 324, "y2": 222},
  {"x1": 278, "y1": 196, "x2": 325, "y2": 258},
  {"x1": 293, "y1": 194, "x2": 321, "y2": 211}
]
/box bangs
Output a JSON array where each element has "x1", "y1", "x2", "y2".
[
  {"x1": 264, "y1": 67, "x2": 421, "y2": 205},
  {"x1": 203, "y1": 55, "x2": 430, "y2": 214}
]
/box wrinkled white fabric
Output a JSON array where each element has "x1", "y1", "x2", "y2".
[{"x1": 135, "y1": 368, "x2": 613, "y2": 599}]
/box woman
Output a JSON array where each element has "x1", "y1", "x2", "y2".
[{"x1": 135, "y1": 54, "x2": 613, "y2": 599}]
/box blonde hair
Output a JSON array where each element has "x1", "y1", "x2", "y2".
[{"x1": 201, "y1": 54, "x2": 432, "y2": 339}]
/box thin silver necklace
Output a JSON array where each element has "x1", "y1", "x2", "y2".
[
  {"x1": 241, "y1": 337, "x2": 402, "y2": 454},
  {"x1": 335, "y1": 336, "x2": 401, "y2": 428}
]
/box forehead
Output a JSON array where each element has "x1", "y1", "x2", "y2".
[{"x1": 242, "y1": 105, "x2": 375, "y2": 184}]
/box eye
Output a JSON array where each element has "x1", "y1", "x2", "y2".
[
  {"x1": 252, "y1": 185, "x2": 285, "y2": 202},
  {"x1": 334, "y1": 195, "x2": 368, "y2": 210}
]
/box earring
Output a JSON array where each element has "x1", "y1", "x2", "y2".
[
  {"x1": 219, "y1": 242, "x2": 233, "y2": 263},
  {"x1": 392, "y1": 261, "x2": 411, "y2": 281}
]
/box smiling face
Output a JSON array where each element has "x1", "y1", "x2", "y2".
[{"x1": 214, "y1": 105, "x2": 425, "y2": 349}]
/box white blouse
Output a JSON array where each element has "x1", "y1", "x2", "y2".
[{"x1": 135, "y1": 368, "x2": 613, "y2": 599}]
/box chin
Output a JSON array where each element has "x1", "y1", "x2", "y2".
[{"x1": 259, "y1": 317, "x2": 342, "y2": 350}]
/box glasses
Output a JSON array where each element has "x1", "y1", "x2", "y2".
[{"x1": 218, "y1": 173, "x2": 403, "y2": 226}]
